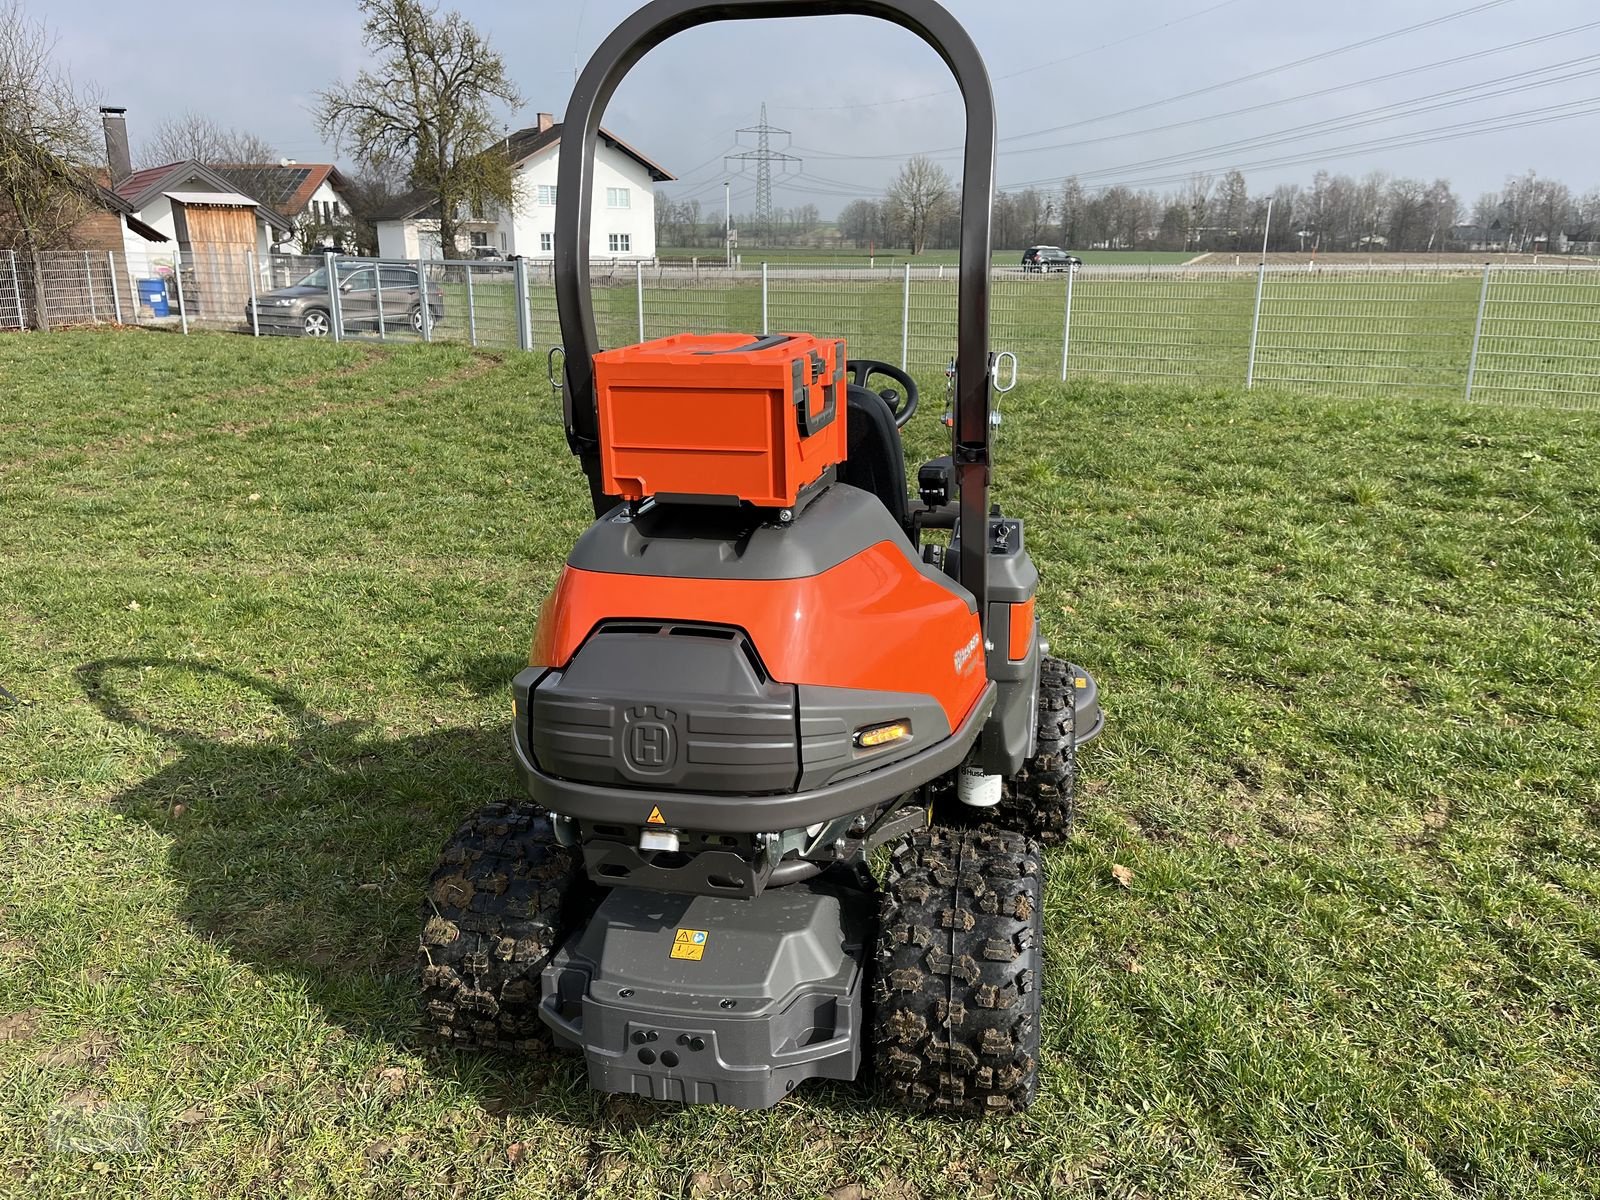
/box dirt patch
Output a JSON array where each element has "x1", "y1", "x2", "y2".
[
  {"x1": 0, "y1": 1010, "x2": 41, "y2": 1043},
  {"x1": 36, "y1": 1028, "x2": 119, "y2": 1068}
]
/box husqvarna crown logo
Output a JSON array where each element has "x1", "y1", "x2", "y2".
[{"x1": 622, "y1": 705, "x2": 678, "y2": 774}]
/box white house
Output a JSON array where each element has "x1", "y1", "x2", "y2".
[
  {"x1": 374, "y1": 114, "x2": 673, "y2": 262},
  {"x1": 213, "y1": 164, "x2": 358, "y2": 253}
]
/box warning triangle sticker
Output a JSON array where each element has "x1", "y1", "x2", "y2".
[{"x1": 646, "y1": 806, "x2": 666, "y2": 825}]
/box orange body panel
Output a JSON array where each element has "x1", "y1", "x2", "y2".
[
  {"x1": 1008, "y1": 597, "x2": 1036, "y2": 661},
  {"x1": 593, "y1": 333, "x2": 847, "y2": 508},
  {"x1": 530, "y1": 542, "x2": 987, "y2": 729}
]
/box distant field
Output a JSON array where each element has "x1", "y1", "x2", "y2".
[
  {"x1": 1196, "y1": 251, "x2": 1600, "y2": 267},
  {"x1": 660, "y1": 247, "x2": 1201, "y2": 268},
  {"x1": 343, "y1": 263, "x2": 1600, "y2": 410}
]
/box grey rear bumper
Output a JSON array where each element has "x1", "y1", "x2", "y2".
[{"x1": 513, "y1": 675, "x2": 994, "y2": 833}]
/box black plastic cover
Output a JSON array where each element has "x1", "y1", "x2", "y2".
[{"x1": 531, "y1": 624, "x2": 798, "y2": 794}]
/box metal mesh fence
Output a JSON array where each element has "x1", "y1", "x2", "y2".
[
  {"x1": 1253, "y1": 266, "x2": 1481, "y2": 399},
  {"x1": 1470, "y1": 268, "x2": 1600, "y2": 410},
  {"x1": 4, "y1": 246, "x2": 1598, "y2": 408},
  {"x1": 0, "y1": 251, "x2": 24, "y2": 331},
  {"x1": 1064, "y1": 267, "x2": 1258, "y2": 386}
]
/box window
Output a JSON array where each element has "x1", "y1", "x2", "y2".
[
  {"x1": 470, "y1": 231, "x2": 488, "y2": 247},
  {"x1": 500, "y1": 232, "x2": 508, "y2": 251},
  {"x1": 343, "y1": 267, "x2": 375, "y2": 292},
  {"x1": 538, "y1": 185, "x2": 558, "y2": 206},
  {"x1": 379, "y1": 266, "x2": 418, "y2": 289},
  {"x1": 540, "y1": 232, "x2": 552, "y2": 253},
  {"x1": 608, "y1": 233, "x2": 631, "y2": 253},
  {"x1": 331, "y1": 201, "x2": 341, "y2": 218},
  {"x1": 607, "y1": 187, "x2": 631, "y2": 209}
]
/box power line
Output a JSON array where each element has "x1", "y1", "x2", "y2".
[
  {"x1": 768, "y1": 0, "x2": 1254, "y2": 113},
  {"x1": 992, "y1": 56, "x2": 1600, "y2": 181},
  {"x1": 761, "y1": 57, "x2": 1600, "y2": 204},
  {"x1": 790, "y1": 0, "x2": 1518, "y2": 159},
  {"x1": 793, "y1": 18, "x2": 1600, "y2": 164},
  {"x1": 1000, "y1": 97, "x2": 1600, "y2": 194}
]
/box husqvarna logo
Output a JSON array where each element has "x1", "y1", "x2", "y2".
[
  {"x1": 622, "y1": 705, "x2": 678, "y2": 774},
  {"x1": 953, "y1": 632, "x2": 982, "y2": 676}
]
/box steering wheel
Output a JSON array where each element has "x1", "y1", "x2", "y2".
[{"x1": 847, "y1": 359, "x2": 919, "y2": 430}]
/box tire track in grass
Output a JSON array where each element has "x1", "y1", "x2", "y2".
[{"x1": 0, "y1": 351, "x2": 502, "y2": 478}]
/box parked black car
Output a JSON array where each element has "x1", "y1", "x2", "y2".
[{"x1": 1021, "y1": 246, "x2": 1082, "y2": 273}]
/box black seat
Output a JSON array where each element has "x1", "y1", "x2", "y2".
[{"x1": 838, "y1": 384, "x2": 910, "y2": 536}]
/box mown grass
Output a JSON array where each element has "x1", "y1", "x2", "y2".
[{"x1": 1, "y1": 329, "x2": 1598, "y2": 1199}]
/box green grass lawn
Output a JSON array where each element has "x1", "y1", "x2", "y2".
[{"x1": 2, "y1": 330, "x2": 1598, "y2": 1198}]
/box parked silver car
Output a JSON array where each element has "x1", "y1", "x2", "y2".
[{"x1": 247, "y1": 261, "x2": 446, "y2": 337}]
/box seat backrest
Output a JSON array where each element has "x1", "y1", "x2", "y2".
[{"x1": 838, "y1": 385, "x2": 910, "y2": 536}]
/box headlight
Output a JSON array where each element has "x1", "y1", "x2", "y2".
[{"x1": 272, "y1": 299, "x2": 296, "y2": 307}]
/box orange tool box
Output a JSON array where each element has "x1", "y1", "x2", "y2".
[{"x1": 592, "y1": 332, "x2": 847, "y2": 508}]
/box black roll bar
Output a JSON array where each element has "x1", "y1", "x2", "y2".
[{"x1": 555, "y1": 0, "x2": 997, "y2": 626}]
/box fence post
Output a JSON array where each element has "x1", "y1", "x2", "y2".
[
  {"x1": 901, "y1": 263, "x2": 912, "y2": 371},
  {"x1": 415, "y1": 257, "x2": 432, "y2": 342},
  {"x1": 513, "y1": 256, "x2": 532, "y2": 351},
  {"x1": 761, "y1": 262, "x2": 769, "y2": 335},
  {"x1": 172, "y1": 249, "x2": 188, "y2": 335},
  {"x1": 325, "y1": 251, "x2": 343, "y2": 342},
  {"x1": 1465, "y1": 262, "x2": 1492, "y2": 402},
  {"x1": 1060, "y1": 266, "x2": 1076, "y2": 382},
  {"x1": 636, "y1": 260, "x2": 645, "y2": 343},
  {"x1": 1245, "y1": 261, "x2": 1266, "y2": 389},
  {"x1": 245, "y1": 249, "x2": 259, "y2": 337},
  {"x1": 464, "y1": 265, "x2": 476, "y2": 347},
  {"x1": 6, "y1": 250, "x2": 24, "y2": 331},
  {"x1": 108, "y1": 251, "x2": 123, "y2": 325},
  {"x1": 84, "y1": 251, "x2": 97, "y2": 322},
  {"x1": 375, "y1": 260, "x2": 388, "y2": 342}
]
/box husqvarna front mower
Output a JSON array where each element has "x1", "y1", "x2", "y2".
[{"x1": 419, "y1": 0, "x2": 1102, "y2": 1115}]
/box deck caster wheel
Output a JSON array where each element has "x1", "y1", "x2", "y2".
[
  {"x1": 418, "y1": 801, "x2": 585, "y2": 1052},
  {"x1": 872, "y1": 826, "x2": 1044, "y2": 1114}
]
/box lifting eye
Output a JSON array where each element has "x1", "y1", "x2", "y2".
[{"x1": 853, "y1": 720, "x2": 911, "y2": 750}]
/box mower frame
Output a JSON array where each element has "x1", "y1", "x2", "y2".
[{"x1": 554, "y1": 0, "x2": 1000, "y2": 625}]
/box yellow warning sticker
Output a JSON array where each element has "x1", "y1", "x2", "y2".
[
  {"x1": 646, "y1": 806, "x2": 666, "y2": 825},
  {"x1": 670, "y1": 928, "x2": 709, "y2": 961}
]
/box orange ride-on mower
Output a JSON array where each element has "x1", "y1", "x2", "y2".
[{"x1": 418, "y1": 0, "x2": 1102, "y2": 1115}]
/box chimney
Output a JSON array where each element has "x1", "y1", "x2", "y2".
[
  {"x1": 537, "y1": 112, "x2": 554, "y2": 134},
  {"x1": 100, "y1": 106, "x2": 131, "y2": 186}
]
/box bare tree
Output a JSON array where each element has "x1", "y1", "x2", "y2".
[
  {"x1": 342, "y1": 160, "x2": 410, "y2": 255},
  {"x1": 1385, "y1": 177, "x2": 1426, "y2": 251},
  {"x1": 1060, "y1": 176, "x2": 1085, "y2": 248},
  {"x1": 139, "y1": 112, "x2": 278, "y2": 167},
  {"x1": 838, "y1": 198, "x2": 884, "y2": 249},
  {"x1": 885, "y1": 155, "x2": 953, "y2": 255},
  {"x1": 316, "y1": 0, "x2": 522, "y2": 256},
  {"x1": 0, "y1": 0, "x2": 101, "y2": 259},
  {"x1": 1183, "y1": 173, "x2": 1213, "y2": 251}
]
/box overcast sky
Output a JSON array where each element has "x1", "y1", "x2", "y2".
[{"x1": 45, "y1": 0, "x2": 1600, "y2": 213}]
